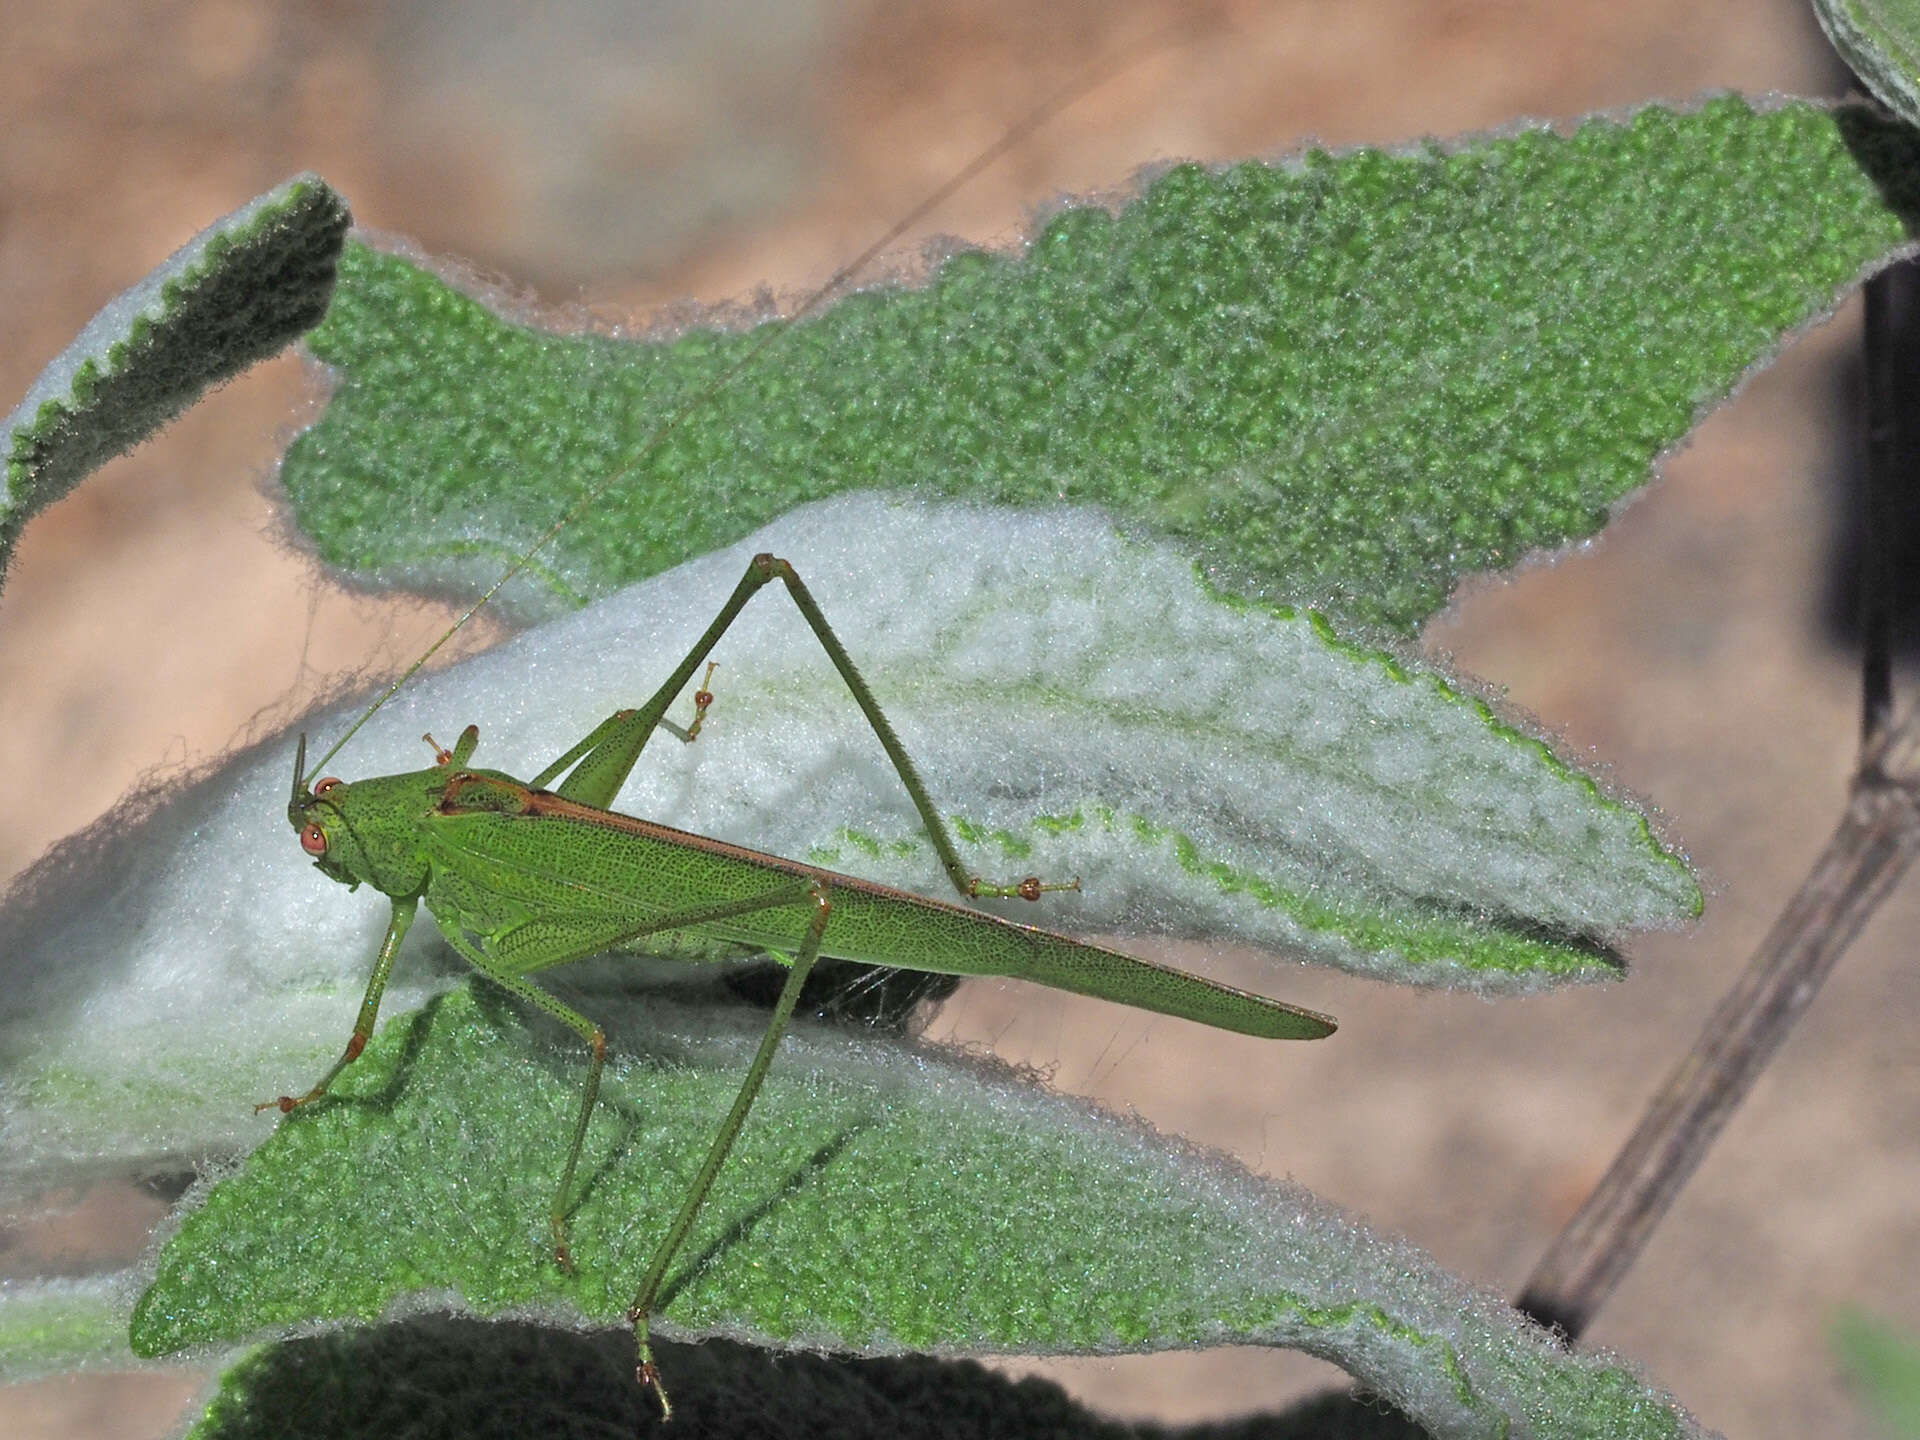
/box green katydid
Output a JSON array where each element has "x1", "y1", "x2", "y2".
[{"x1": 268, "y1": 549, "x2": 1337, "y2": 1418}]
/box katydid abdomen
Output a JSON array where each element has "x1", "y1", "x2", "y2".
[{"x1": 421, "y1": 776, "x2": 1335, "y2": 1042}]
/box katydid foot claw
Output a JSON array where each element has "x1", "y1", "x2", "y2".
[
  {"x1": 967, "y1": 873, "x2": 1083, "y2": 902},
  {"x1": 628, "y1": 1307, "x2": 674, "y2": 1421},
  {"x1": 681, "y1": 660, "x2": 720, "y2": 743},
  {"x1": 254, "y1": 1086, "x2": 325, "y2": 1114},
  {"x1": 254, "y1": 1033, "x2": 369, "y2": 1114},
  {"x1": 635, "y1": 1356, "x2": 673, "y2": 1423}
]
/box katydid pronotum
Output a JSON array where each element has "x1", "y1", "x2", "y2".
[
  {"x1": 257, "y1": 34, "x2": 1336, "y2": 1423},
  {"x1": 272, "y1": 551, "x2": 1336, "y2": 1418}
]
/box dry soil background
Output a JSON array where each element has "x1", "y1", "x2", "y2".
[{"x1": 2, "y1": 2, "x2": 1915, "y2": 1438}]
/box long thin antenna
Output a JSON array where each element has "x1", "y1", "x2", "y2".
[{"x1": 304, "y1": 22, "x2": 1198, "y2": 784}]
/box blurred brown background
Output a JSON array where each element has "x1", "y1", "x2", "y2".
[{"x1": 2, "y1": 2, "x2": 1913, "y2": 1437}]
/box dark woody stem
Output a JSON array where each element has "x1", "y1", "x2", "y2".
[{"x1": 1516, "y1": 242, "x2": 1920, "y2": 1340}]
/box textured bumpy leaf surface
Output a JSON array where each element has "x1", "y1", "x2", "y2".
[
  {"x1": 281, "y1": 99, "x2": 1920, "y2": 632},
  {"x1": 132, "y1": 984, "x2": 1698, "y2": 1440},
  {"x1": 0, "y1": 501, "x2": 1695, "y2": 1209},
  {"x1": 0, "y1": 174, "x2": 348, "y2": 588},
  {"x1": 1816, "y1": 0, "x2": 1920, "y2": 128}
]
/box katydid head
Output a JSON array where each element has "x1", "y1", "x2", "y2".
[
  {"x1": 285, "y1": 727, "x2": 478, "y2": 898},
  {"x1": 287, "y1": 736, "x2": 361, "y2": 890}
]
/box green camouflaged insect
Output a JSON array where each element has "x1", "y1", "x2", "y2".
[{"x1": 267, "y1": 550, "x2": 1336, "y2": 1419}]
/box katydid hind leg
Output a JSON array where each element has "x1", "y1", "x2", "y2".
[
  {"x1": 742, "y1": 555, "x2": 1080, "y2": 904},
  {"x1": 440, "y1": 875, "x2": 836, "y2": 1421},
  {"x1": 541, "y1": 552, "x2": 785, "y2": 805},
  {"x1": 554, "y1": 551, "x2": 1076, "y2": 902},
  {"x1": 257, "y1": 897, "x2": 418, "y2": 1114}
]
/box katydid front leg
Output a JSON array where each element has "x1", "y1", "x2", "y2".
[
  {"x1": 542, "y1": 552, "x2": 1078, "y2": 903},
  {"x1": 260, "y1": 727, "x2": 468, "y2": 1113},
  {"x1": 255, "y1": 896, "x2": 417, "y2": 1114}
]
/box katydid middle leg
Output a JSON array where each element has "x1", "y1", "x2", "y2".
[
  {"x1": 441, "y1": 873, "x2": 839, "y2": 1420},
  {"x1": 439, "y1": 879, "x2": 825, "y2": 1270},
  {"x1": 528, "y1": 661, "x2": 717, "y2": 798},
  {"x1": 545, "y1": 553, "x2": 1077, "y2": 902},
  {"x1": 627, "y1": 882, "x2": 836, "y2": 1423}
]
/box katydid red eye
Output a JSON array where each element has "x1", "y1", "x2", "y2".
[
  {"x1": 313, "y1": 777, "x2": 343, "y2": 795},
  {"x1": 300, "y1": 823, "x2": 329, "y2": 856}
]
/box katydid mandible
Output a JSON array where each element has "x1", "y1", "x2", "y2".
[{"x1": 270, "y1": 551, "x2": 1337, "y2": 1419}]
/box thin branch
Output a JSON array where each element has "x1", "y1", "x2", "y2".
[{"x1": 1515, "y1": 210, "x2": 1920, "y2": 1342}]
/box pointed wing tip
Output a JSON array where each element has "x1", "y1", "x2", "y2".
[{"x1": 1270, "y1": 1005, "x2": 1337, "y2": 1041}]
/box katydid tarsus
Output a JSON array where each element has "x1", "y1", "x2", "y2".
[{"x1": 261, "y1": 33, "x2": 1337, "y2": 1425}]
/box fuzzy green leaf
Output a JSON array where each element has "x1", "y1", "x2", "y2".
[
  {"x1": 134, "y1": 984, "x2": 1701, "y2": 1440},
  {"x1": 0, "y1": 175, "x2": 348, "y2": 589},
  {"x1": 283, "y1": 99, "x2": 1920, "y2": 632},
  {"x1": 0, "y1": 1275, "x2": 138, "y2": 1384},
  {"x1": 1815, "y1": 1, "x2": 1920, "y2": 128}
]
